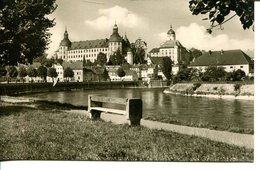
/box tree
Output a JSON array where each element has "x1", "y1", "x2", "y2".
[
  {"x1": 161, "y1": 57, "x2": 172, "y2": 80},
  {"x1": 117, "y1": 67, "x2": 126, "y2": 78},
  {"x1": 102, "y1": 68, "x2": 109, "y2": 81},
  {"x1": 201, "y1": 66, "x2": 227, "y2": 82},
  {"x1": 37, "y1": 65, "x2": 47, "y2": 82},
  {"x1": 27, "y1": 66, "x2": 37, "y2": 82},
  {"x1": 18, "y1": 65, "x2": 27, "y2": 82},
  {"x1": 189, "y1": 0, "x2": 254, "y2": 33},
  {"x1": 0, "y1": 66, "x2": 7, "y2": 78},
  {"x1": 190, "y1": 48, "x2": 202, "y2": 62},
  {"x1": 47, "y1": 67, "x2": 58, "y2": 82},
  {"x1": 85, "y1": 60, "x2": 93, "y2": 66},
  {"x1": 64, "y1": 67, "x2": 74, "y2": 81},
  {"x1": 121, "y1": 62, "x2": 130, "y2": 72},
  {"x1": 0, "y1": 0, "x2": 57, "y2": 66},
  {"x1": 56, "y1": 58, "x2": 63, "y2": 65},
  {"x1": 226, "y1": 69, "x2": 246, "y2": 81},
  {"x1": 6, "y1": 66, "x2": 18, "y2": 81},
  {"x1": 109, "y1": 49, "x2": 124, "y2": 65},
  {"x1": 96, "y1": 52, "x2": 107, "y2": 66}
]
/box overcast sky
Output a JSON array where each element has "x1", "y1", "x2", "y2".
[{"x1": 46, "y1": 0, "x2": 254, "y2": 57}]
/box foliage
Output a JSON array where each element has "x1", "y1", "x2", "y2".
[
  {"x1": 189, "y1": 0, "x2": 254, "y2": 32},
  {"x1": 0, "y1": 0, "x2": 57, "y2": 66},
  {"x1": 47, "y1": 68, "x2": 58, "y2": 80},
  {"x1": 201, "y1": 66, "x2": 226, "y2": 82},
  {"x1": 131, "y1": 44, "x2": 146, "y2": 64},
  {"x1": 6, "y1": 66, "x2": 18, "y2": 78},
  {"x1": 117, "y1": 67, "x2": 126, "y2": 78},
  {"x1": 234, "y1": 83, "x2": 241, "y2": 91},
  {"x1": 102, "y1": 68, "x2": 109, "y2": 81},
  {"x1": 226, "y1": 69, "x2": 246, "y2": 81},
  {"x1": 85, "y1": 60, "x2": 93, "y2": 66},
  {"x1": 109, "y1": 49, "x2": 124, "y2": 65},
  {"x1": 56, "y1": 58, "x2": 63, "y2": 65},
  {"x1": 18, "y1": 65, "x2": 27, "y2": 79},
  {"x1": 0, "y1": 66, "x2": 7, "y2": 77},
  {"x1": 121, "y1": 62, "x2": 130, "y2": 72},
  {"x1": 96, "y1": 52, "x2": 107, "y2": 66},
  {"x1": 189, "y1": 48, "x2": 202, "y2": 61},
  {"x1": 161, "y1": 57, "x2": 172, "y2": 80},
  {"x1": 64, "y1": 67, "x2": 74, "y2": 80},
  {"x1": 27, "y1": 66, "x2": 37, "y2": 78},
  {"x1": 37, "y1": 65, "x2": 47, "y2": 80}
]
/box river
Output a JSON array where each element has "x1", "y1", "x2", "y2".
[{"x1": 25, "y1": 88, "x2": 254, "y2": 129}]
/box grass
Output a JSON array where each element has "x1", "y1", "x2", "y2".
[{"x1": 0, "y1": 103, "x2": 253, "y2": 161}]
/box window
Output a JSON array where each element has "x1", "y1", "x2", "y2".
[
  {"x1": 240, "y1": 66, "x2": 243, "y2": 68},
  {"x1": 230, "y1": 66, "x2": 233, "y2": 69}
]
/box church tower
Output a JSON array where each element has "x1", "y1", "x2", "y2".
[
  {"x1": 108, "y1": 23, "x2": 122, "y2": 59},
  {"x1": 167, "y1": 25, "x2": 176, "y2": 41},
  {"x1": 57, "y1": 27, "x2": 71, "y2": 61}
]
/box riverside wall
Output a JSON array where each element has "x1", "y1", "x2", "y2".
[
  {"x1": 164, "y1": 83, "x2": 254, "y2": 100},
  {"x1": 0, "y1": 81, "x2": 138, "y2": 95}
]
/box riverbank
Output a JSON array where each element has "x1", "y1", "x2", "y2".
[
  {"x1": 164, "y1": 83, "x2": 254, "y2": 100},
  {"x1": 0, "y1": 102, "x2": 253, "y2": 161}
]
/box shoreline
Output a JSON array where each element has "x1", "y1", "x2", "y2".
[{"x1": 163, "y1": 89, "x2": 254, "y2": 100}]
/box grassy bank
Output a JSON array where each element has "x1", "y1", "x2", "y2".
[{"x1": 0, "y1": 102, "x2": 253, "y2": 161}]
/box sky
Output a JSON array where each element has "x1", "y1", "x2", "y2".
[{"x1": 46, "y1": 0, "x2": 254, "y2": 57}]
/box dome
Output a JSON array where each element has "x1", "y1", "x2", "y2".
[
  {"x1": 60, "y1": 38, "x2": 71, "y2": 47},
  {"x1": 167, "y1": 25, "x2": 175, "y2": 35},
  {"x1": 60, "y1": 28, "x2": 71, "y2": 47},
  {"x1": 109, "y1": 23, "x2": 122, "y2": 42}
]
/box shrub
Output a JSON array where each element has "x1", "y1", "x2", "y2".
[
  {"x1": 193, "y1": 82, "x2": 201, "y2": 91},
  {"x1": 234, "y1": 83, "x2": 241, "y2": 91}
]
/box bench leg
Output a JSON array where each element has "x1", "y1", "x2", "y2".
[
  {"x1": 89, "y1": 110, "x2": 102, "y2": 120},
  {"x1": 127, "y1": 99, "x2": 142, "y2": 126}
]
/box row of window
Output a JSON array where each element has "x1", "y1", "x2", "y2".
[
  {"x1": 68, "y1": 48, "x2": 108, "y2": 54},
  {"x1": 230, "y1": 66, "x2": 244, "y2": 69},
  {"x1": 68, "y1": 53, "x2": 101, "y2": 58}
]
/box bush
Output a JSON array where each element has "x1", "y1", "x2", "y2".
[
  {"x1": 234, "y1": 83, "x2": 241, "y2": 91},
  {"x1": 193, "y1": 82, "x2": 201, "y2": 91},
  {"x1": 202, "y1": 66, "x2": 227, "y2": 82}
]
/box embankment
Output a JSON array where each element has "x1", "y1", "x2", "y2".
[
  {"x1": 164, "y1": 83, "x2": 254, "y2": 100},
  {"x1": 0, "y1": 81, "x2": 138, "y2": 95}
]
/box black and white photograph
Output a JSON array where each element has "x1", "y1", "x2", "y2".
[{"x1": 0, "y1": 0, "x2": 257, "y2": 167}]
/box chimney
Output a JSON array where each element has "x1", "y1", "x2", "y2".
[
  {"x1": 221, "y1": 49, "x2": 224, "y2": 55},
  {"x1": 209, "y1": 50, "x2": 212, "y2": 55}
]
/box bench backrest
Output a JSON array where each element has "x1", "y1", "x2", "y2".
[{"x1": 89, "y1": 95, "x2": 128, "y2": 105}]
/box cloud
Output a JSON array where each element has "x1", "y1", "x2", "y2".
[
  {"x1": 85, "y1": 5, "x2": 147, "y2": 30},
  {"x1": 155, "y1": 23, "x2": 253, "y2": 51}
]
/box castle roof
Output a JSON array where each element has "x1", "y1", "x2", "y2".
[
  {"x1": 160, "y1": 40, "x2": 183, "y2": 49},
  {"x1": 149, "y1": 56, "x2": 172, "y2": 65},
  {"x1": 167, "y1": 25, "x2": 175, "y2": 35},
  {"x1": 189, "y1": 49, "x2": 253, "y2": 66},
  {"x1": 70, "y1": 39, "x2": 109, "y2": 50}
]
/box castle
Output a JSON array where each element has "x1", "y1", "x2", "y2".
[{"x1": 56, "y1": 24, "x2": 134, "y2": 64}]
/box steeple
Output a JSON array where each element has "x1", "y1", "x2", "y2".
[
  {"x1": 167, "y1": 24, "x2": 175, "y2": 40},
  {"x1": 60, "y1": 27, "x2": 71, "y2": 47},
  {"x1": 113, "y1": 21, "x2": 118, "y2": 34}
]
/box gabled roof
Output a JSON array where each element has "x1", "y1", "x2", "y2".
[
  {"x1": 149, "y1": 48, "x2": 159, "y2": 53},
  {"x1": 62, "y1": 61, "x2": 83, "y2": 70},
  {"x1": 160, "y1": 40, "x2": 183, "y2": 48},
  {"x1": 149, "y1": 57, "x2": 172, "y2": 65},
  {"x1": 189, "y1": 49, "x2": 254, "y2": 66},
  {"x1": 70, "y1": 39, "x2": 108, "y2": 50}
]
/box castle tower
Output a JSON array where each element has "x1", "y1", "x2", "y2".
[
  {"x1": 57, "y1": 27, "x2": 71, "y2": 61},
  {"x1": 126, "y1": 48, "x2": 133, "y2": 65},
  {"x1": 108, "y1": 23, "x2": 122, "y2": 59},
  {"x1": 167, "y1": 24, "x2": 176, "y2": 40}
]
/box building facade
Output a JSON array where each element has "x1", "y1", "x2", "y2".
[
  {"x1": 149, "y1": 25, "x2": 190, "y2": 65},
  {"x1": 56, "y1": 24, "x2": 125, "y2": 63},
  {"x1": 188, "y1": 49, "x2": 254, "y2": 76}
]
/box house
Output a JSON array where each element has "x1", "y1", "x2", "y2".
[
  {"x1": 63, "y1": 61, "x2": 84, "y2": 82},
  {"x1": 148, "y1": 25, "x2": 190, "y2": 67},
  {"x1": 188, "y1": 49, "x2": 254, "y2": 76}
]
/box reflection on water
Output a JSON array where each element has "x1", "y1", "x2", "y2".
[{"x1": 27, "y1": 88, "x2": 254, "y2": 129}]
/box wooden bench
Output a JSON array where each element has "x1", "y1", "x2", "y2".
[{"x1": 88, "y1": 95, "x2": 142, "y2": 126}]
